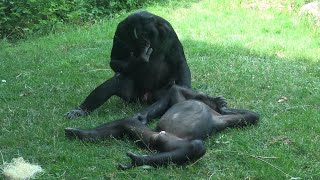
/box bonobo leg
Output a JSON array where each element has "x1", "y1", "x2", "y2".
[
  {"x1": 135, "y1": 85, "x2": 227, "y2": 124},
  {"x1": 65, "y1": 117, "x2": 153, "y2": 143},
  {"x1": 65, "y1": 73, "x2": 137, "y2": 119},
  {"x1": 119, "y1": 137, "x2": 206, "y2": 170},
  {"x1": 65, "y1": 118, "x2": 206, "y2": 169},
  {"x1": 212, "y1": 108, "x2": 260, "y2": 132}
]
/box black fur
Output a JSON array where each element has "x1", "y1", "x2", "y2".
[{"x1": 65, "y1": 11, "x2": 191, "y2": 119}]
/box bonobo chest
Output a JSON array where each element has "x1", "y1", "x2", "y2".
[{"x1": 134, "y1": 53, "x2": 172, "y2": 91}]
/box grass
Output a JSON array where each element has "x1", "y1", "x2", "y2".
[{"x1": 1, "y1": 0, "x2": 319, "y2": 179}]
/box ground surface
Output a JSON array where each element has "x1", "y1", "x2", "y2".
[{"x1": 1, "y1": 0, "x2": 319, "y2": 179}]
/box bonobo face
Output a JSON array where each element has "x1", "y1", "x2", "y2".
[
  {"x1": 134, "y1": 22, "x2": 159, "y2": 46},
  {"x1": 126, "y1": 11, "x2": 161, "y2": 48}
]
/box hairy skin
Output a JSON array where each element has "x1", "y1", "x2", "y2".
[
  {"x1": 65, "y1": 85, "x2": 260, "y2": 169},
  {"x1": 65, "y1": 11, "x2": 191, "y2": 119}
]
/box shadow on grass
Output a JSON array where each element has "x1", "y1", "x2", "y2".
[{"x1": 91, "y1": 37, "x2": 318, "y2": 121}]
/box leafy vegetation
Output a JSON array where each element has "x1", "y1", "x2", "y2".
[
  {"x1": 0, "y1": 0, "x2": 148, "y2": 39},
  {"x1": 1, "y1": 0, "x2": 319, "y2": 179}
]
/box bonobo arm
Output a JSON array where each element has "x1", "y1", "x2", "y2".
[
  {"x1": 109, "y1": 38, "x2": 136, "y2": 75},
  {"x1": 109, "y1": 22, "x2": 131, "y2": 74},
  {"x1": 135, "y1": 94, "x2": 171, "y2": 124},
  {"x1": 135, "y1": 85, "x2": 227, "y2": 124},
  {"x1": 170, "y1": 42, "x2": 191, "y2": 88},
  {"x1": 119, "y1": 140, "x2": 205, "y2": 169},
  {"x1": 176, "y1": 60, "x2": 191, "y2": 88}
]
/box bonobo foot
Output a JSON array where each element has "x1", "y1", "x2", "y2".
[
  {"x1": 214, "y1": 96, "x2": 228, "y2": 110},
  {"x1": 206, "y1": 96, "x2": 228, "y2": 114},
  {"x1": 64, "y1": 107, "x2": 89, "y2": 119},
  {"x1": 65, "y1": 127, "x2": 96, "y2": 141}
]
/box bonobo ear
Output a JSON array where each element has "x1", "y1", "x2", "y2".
[{"x1": 157, "y1": 21, "x2": 170, "y2": 40}]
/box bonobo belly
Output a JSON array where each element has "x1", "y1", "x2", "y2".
[
  {"x1": 134, "y1": 54, "x2": 171, "y2": 93},
  {"x1": 156, "y1": 100, "x2": 214, "y2": 140}
]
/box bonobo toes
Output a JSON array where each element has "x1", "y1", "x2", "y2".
[
  {"x1": 214, "y1": 96, "x2": 228, "y2": 109},
  {"x1": 65, "y1": 127, "x2": 93, "y2": 141},
  {"x1": 64, "y1": 107, "x2": 89, "y2": 119}
]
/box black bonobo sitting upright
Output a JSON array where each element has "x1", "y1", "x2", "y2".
[
  {"x1": 65, "y1": 11, "x2": 191, "y2": 119},
  {"x1": 65, "y1": 85, "x2": 260, "y2": 169}
]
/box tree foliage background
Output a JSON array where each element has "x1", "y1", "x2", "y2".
[{"x1": 0, "y1": 0, "x2": 148, "y2": 39}]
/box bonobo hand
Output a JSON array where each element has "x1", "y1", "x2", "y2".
[
  {"x1": 133, "y1": 113, "x2": 148, "y2": 124},
  {"x1": 118, "y1": 151, "x2": 142, "y2": 170},
  {"x1": 64, "y1": 107, "x2": 89, "y2": 119},
  {"x1": 138, "y1": 39, "x2": 153, "y2": 62}
]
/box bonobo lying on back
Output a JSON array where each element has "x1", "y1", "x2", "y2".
[
  {"x1": 65, "y1": 11, "x2": 191, "y2": 119},
  {"x1": 65, "y1": 85, "x2": 260, "y2": 169}
]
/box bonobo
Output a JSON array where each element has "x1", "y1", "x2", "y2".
[
  {"x1": 65, "y1": 85, "x2": 260, "y2": 169},
  {"x1": 65, "y1": 11, "x2": 191, "y2": 119}
]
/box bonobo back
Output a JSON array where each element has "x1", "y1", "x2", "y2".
[{"x1": 110, "y1": 10, "x2": 191, "y2": 89}]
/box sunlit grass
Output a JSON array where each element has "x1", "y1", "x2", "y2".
[{"x1": 1, "y1": 0, "x2": 319, "y2": 179}]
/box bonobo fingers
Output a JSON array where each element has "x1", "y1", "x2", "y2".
[
  {"x1": 133, "y1": 113, "x2": 148, "y2": 124},
  {"x1": 126, "y1": 151, "x2": 144, "y2": 166},
  {"x1": 140, "y1": 47, "x2": 153, "y2": 62},
  {"x1": 137, "y1": 39, "x2": 152, "y2": 62},
  {"x1": 146, "y1": 47, "x2": 153, "y2": 58},
  {"x1": 126, "y1": 151, "x2": 139, "y2": 163},
  {"x1": 118, "y1": 151, "x2": 141, "y2": 170},
  {"x1": 64, "y1": 107, "x2": 89, "y2": 119}
]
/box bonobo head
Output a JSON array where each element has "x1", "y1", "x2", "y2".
[{"x1": 125, "y1": 11, "x2": 172, "y2": 49}]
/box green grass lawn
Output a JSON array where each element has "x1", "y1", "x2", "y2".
[{"x1": 1, "y1": 0, "x2": 319, "y2": 179}]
